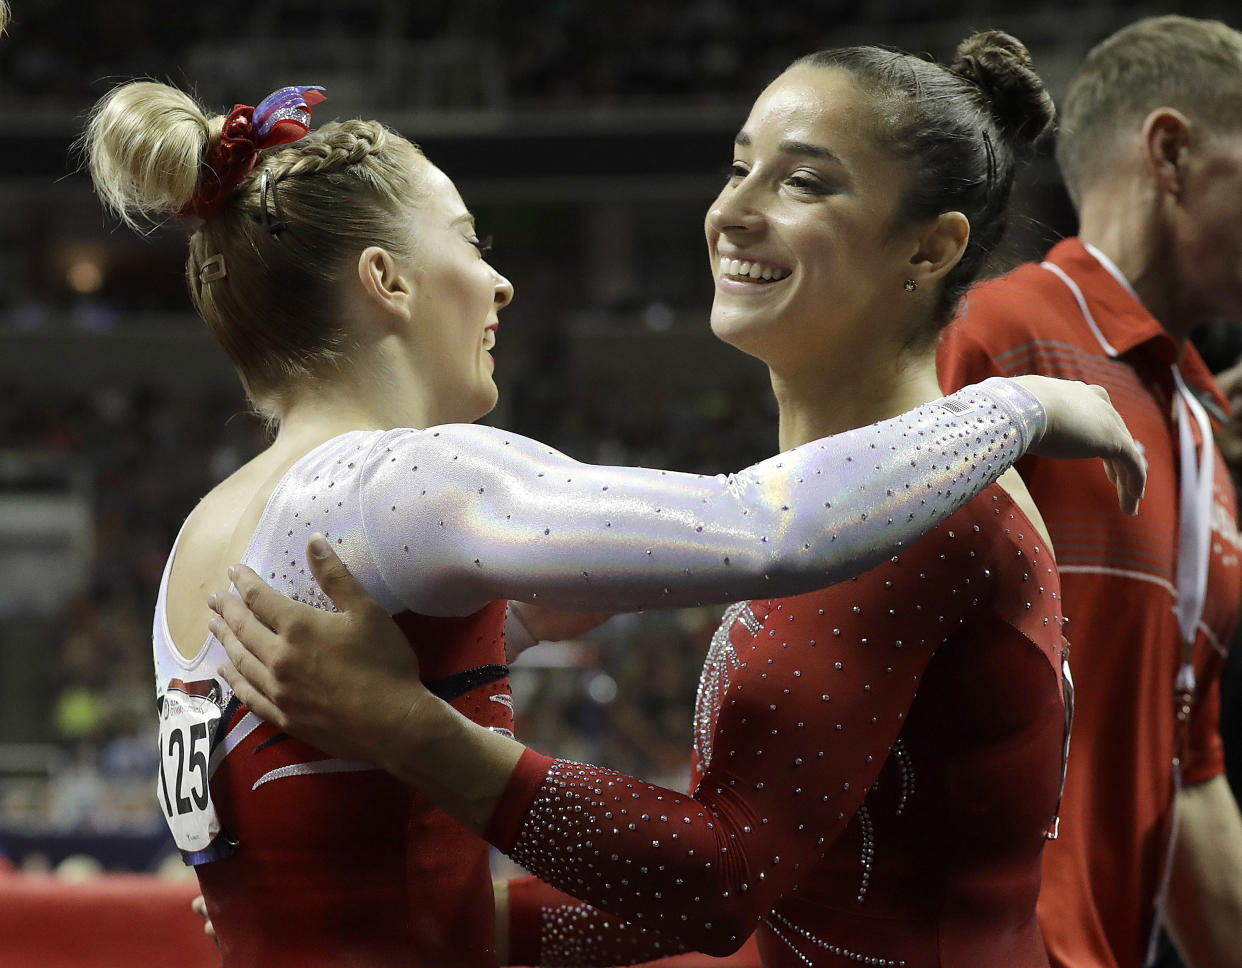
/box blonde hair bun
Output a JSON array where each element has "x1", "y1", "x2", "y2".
[{"x1": 84, "y1": 81, "x2": 222, "y2": 228}]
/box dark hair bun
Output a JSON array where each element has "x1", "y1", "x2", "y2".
[{"x1": 952, "y1": 30, "x2": 1055, "y2": 150}]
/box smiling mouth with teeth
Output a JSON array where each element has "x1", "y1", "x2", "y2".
[
  {"x1": 718, "y1": 255, "x2": 790, "y2": 282},
  {"x1": 482, "y1": 329, "x2": 496, "y2": 350}
]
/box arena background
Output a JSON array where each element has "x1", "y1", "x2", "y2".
[{"x1": 0, "y1": 0, "x2": 1238, "y2": 963}]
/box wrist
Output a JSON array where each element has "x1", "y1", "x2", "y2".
[
  {"x1": 371, "y1": 679, "x2": 441, "y2": 778},
  {"x1": 981, "y1": 375, "x2": 1048, "y2": 450},
  {"x1": 386, "y1": 691, "x2": 528, "y2": 835}
]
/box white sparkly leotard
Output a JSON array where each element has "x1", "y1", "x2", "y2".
[{"x1": 152, "y1": 376, "x2": 1044, "y2": 967}]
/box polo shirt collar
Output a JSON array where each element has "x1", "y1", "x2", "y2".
[
  {"x1": 1046, "y1": 237, "x2": 1230, "y2": 415},
  {"x1": 1045, "y1": 237, "x2": 1171, "y2": 360},
  {"x1": 1083, "y1": 242, "x2": 1139, "y2": 301}
]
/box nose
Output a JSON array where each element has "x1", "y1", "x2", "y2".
[
  {"x1": 494, "y1": 270, "x2": 514, "y2": 309},
  {"x1": 706, "y1": 179, "x2": 765, "y2": 237}
]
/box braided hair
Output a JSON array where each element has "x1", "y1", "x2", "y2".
[{"x1": 85, "y1": 81, "x2": 423, "y2": 410}]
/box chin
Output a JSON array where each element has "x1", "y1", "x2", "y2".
[
  {"x1": 710, "y1": 307, "x2": 778, "y2": 363},
  {"x1": 471, "y1": 382, "x2": 500, "y2": 422},
  {"x1": 440, "y1": 380, "x2": 498, "y2": 426}
]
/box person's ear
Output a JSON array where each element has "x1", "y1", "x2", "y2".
[
  {"x1": 1142, "y1": 107, "x2": 1192, "y2": 199},
  {"x1": 907, "y1": 211, "x2": 970, "y2": 287},
  {"x1": 356, "y1": 246, "x2": 414, "y2": 321}
]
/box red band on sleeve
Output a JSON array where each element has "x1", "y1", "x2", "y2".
[{"x1": 484, "y1": 747, "x2": 556, "y2": 850}]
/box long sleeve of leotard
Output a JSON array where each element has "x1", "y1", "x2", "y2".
[
  {"x1": 349, "y1": 378, "x2": 1044, "y2": 617},
  {"x1": 506, "y1": 875, "x2": 689, "y2": 966},
  {"x1": 484, "y1": 499, "x2": 1029, "y2": 958}
]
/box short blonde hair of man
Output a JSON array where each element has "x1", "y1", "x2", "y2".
[{"x1": 1057, "y1": 15, "x2": 1242, "y2": 209}]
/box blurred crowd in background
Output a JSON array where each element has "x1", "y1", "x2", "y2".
[{"x1": 0, "y1": 1, "x2": 1061, "y2": 110}]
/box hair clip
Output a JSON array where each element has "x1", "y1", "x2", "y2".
[
  {"x1": 981, "y1": 129, "x2": 997, "y2": 202},
  {"x1": 259, "y1": 168, "x2": 288, "y2": 237},
  {"x1": 200, "y1": 253, "x2": 227, "y2": 283},
  {"x1": 175, "y1": 86, "x2": 326, "y2": 222}
]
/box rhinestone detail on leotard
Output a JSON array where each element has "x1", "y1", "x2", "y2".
[
  {"x1": 892, "y1": 738, "x2": 915, "y2": 816},
  {"x1": 765, "y1": 910, "x2": 907, "y2": 967},
  {"x1": 856, "y1": 803, "x2": 875, "y2": 903},
  {"x1": 694, "y1": 602, "x2": 759, "y2": 772},
  {"x1": 536, "y1": 900, "x2": 675, "y2": 967}
]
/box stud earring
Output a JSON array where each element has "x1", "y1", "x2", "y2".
[{"x1": 904, "y1": 279, "x2": 918, "y2": 292}]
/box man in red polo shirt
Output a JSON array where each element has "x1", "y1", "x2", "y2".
[{"x1": 939, "y1": 15, "x2": 1242, "y2": 968}]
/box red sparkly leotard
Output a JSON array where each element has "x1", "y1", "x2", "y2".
[
  {"x1": 495, "y1": 485, "x2": 1069, "y2": 968},
  {"x1": 151, "y1": 379, "x2": 1045, "y2": 966}
]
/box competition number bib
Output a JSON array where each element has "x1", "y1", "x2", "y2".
[{"x1": 157, "y1": 679, "x2": 223, "y2": 855}]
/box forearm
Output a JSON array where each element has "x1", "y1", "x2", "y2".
[
  {"x1": 486, "y1": 579, "x2": 932, "y2": 955},
  {"x1": 378, "y1": 686, "x2": 525, "y2": 836},
  {"x1": 384, "y1": 712, "x2": 738, "y2": 956},
  {"x1": 1165, "y1": 774, "x2": 1242, "y2": 968},
  {"x1": 373, "y1": 379, "x2": 1046, "y2": 616},
  {"x1": 505, "y1": 875, "x2": 689, "y2": 967}
]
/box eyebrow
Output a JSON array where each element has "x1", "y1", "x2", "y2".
[
  {"x1": 451, "y1": 212, "x2": 476, "y2": 228},
  {"x1": 734, "y1": 131, "x2": 843, "y2": 165}
]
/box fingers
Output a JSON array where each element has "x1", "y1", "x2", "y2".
[
  {"x1": 1104, "y1": 457, "x2": 1139, "y2": 516},
  {"x1": 1100, "y1": 403, "x2": 1145, "y2": 515},
  {"x1": 218, "y1": 659, "x2": 286, "y2": 728},
  {"x1": 209, "y1": 590, "x2": 282, "y2": 665},
  {"x1": 1119, "y1": 440, "x2": 1147, "y2": 514},
  {"x1": 1088, "y1": 383, "x2": 1146, "y2": 508},
  {"x1": 1108, "y1": 398, "x2": 1146, "y2": 514},
  {"x1": 190, "y1": 895, "x2": 218, "y2": 944},
  {"x1": 191, "y1": 899, "x2": 218, "y2": 941},
  {"x1": 209, "y1": 603, "x2": 285, "y2": 713},
  {"x1": 228, "y1": 564, "x2": 295, "y2": 634},
  {"x1": 306, "y1": 533, "x2": 370, "y2": 614}
]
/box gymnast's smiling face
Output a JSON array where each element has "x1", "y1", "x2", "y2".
[
  {"x1": 392, "y1": 155, "x2": 514, "y2": 426},
  {"x1": 704, "y1": 66, "x2": 923, "y2": 373}
]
